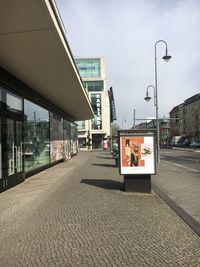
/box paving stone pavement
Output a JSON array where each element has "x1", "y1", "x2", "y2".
[{"x1": 0, "y1": 150, "x2": 200, "y2": 267}]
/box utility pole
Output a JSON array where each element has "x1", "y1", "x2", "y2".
[{"x1": 133, "y1": 109, "x2": 136, "y2": 128}]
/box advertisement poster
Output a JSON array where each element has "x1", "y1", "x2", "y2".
[
  {"x1": 120, "y1": 135, "x2": 155, "y2": 174},
  {"x1": 50, "y1": 113, "x2": 64, "y2": 162}
]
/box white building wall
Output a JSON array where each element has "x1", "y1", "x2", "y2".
[{"x1": 75, "y1": 57, "x2": 111, "y2": 148}]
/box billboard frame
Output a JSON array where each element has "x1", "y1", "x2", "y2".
[{"x1": 118, "y1": 129, "x2": 156, "y2": 175}]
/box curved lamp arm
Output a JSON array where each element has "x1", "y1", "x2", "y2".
[{"x1": 145, "y1": 85, "x2": 156, "y2": 106}]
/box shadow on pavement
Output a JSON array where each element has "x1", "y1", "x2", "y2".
[
  {"x1": 96, "y1": 156, "x2": 113, "y2": 160},
  {"x1": 92, "y1": 163, "x2": 116, "y2": 168},
  {"x1": 81, "y1": 179, "x2": 124, "y2": 191}
]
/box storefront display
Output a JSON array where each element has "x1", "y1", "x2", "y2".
[
  {"x1": 63, "y1": 120, "x2": 71, "y2": 159},
  {"x1": 24, "y1": 100, "x2": 50, "y2": 172},
  {"x1": 50, "y1": 113, "x2": 64, "y2": 162}
]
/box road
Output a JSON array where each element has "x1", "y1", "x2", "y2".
[
  {"x1": 161, "y1": 148, "x2": 200, "y2": 173},
  {"x1": 152, "y1": 148, "x2": 200, "y2": 228}
]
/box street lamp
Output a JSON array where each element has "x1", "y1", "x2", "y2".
[
  {"x1": 144, "y1": 85, "x2": 156, "y2": 105},
  {"x1": 145, "y1": 40, "x2": 171, "y2": 164},
  {"x1": 122, "y1": 117, "x2": 127, "y2": 129},
  {"x1": 144, "y1": 84, "x2": 158, "y2": 154}
]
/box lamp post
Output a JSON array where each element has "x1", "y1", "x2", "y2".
[
  {"x1": 122, "y1": 117, "x2": 127, "y2": 129},
  {"x1": 133, "y1": 109, "x2": 136, "y2": 128},
  {"x1": 145, "y1": 40, "x2": 171, "y2": 163},
  {"x1": 144, "y1": 84, "x2": 158, "y2": 157}
]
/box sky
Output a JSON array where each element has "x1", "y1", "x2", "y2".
[{"x1": 56, "y1": 0, "x2": 200, "y2": 129}]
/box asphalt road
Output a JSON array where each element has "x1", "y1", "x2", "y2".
[
  {"x1": 152, "y1": 148, "x2": 200, "y2": 228},
  {"x1": 160, "y1": 148, "x2": 200, "y2": 173}
]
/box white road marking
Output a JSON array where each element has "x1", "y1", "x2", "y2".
[{"x1": 164, "y1": 161, "x2": 199, "y2": 173}]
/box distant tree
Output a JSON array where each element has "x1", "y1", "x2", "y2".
[{"x1": 111, "y1": 123, "x2": 120, "y2": 136}]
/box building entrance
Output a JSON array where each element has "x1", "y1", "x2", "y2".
[
  {"x1": 92, "y1": 134, "x2": 105, "y2": 149},
  {"x1": 1, "y1": 113, "x2": 24, "y2": 192},
  {"x1": 0, "y1": 88, "x2": 24, "y2": 192}
]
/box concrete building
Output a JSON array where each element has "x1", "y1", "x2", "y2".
[
  {"x1": 184, "y1": 94, "x2": 200, "y2": 141},
  {"x1": 170, "y1": 93, "x2": 200, "y2": 142},
  {"x1": 135, "y1": 119, "x2": 170, "y2": 146},
  {"x1": 169, "y1": 104, "x2": 184, "y2": 137},
  {"x1": 75, "y1": 57, "x2": 111, "y2": 149},
  {"x1": 0, "y1": 0, "x2": 93, "y2": 192}
]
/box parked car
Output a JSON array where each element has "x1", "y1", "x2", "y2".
[
  {"x1": 190, "y1": 142, "x2": 200, "y2": 148},
  {"x1": 177, "y1": 139, "x2": 190, "y2": 147}
]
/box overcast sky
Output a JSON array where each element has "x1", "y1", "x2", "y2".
[{"x1": 56, "y1": 0, "x2": 200, "y2": 128}]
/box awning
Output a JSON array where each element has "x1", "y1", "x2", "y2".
[{"x1": 0, "y1": 0, "x2": 93, "y2": 120}]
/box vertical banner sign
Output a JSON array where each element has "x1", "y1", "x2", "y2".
[
  {"x1": 108, "y1": 87, "x2": 117, "y2": 122},
  {"x1": 91, "y1": 93, "x2": 102, "y2": 129}
]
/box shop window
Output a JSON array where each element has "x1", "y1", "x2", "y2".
[
  {"x1": 7, "y1": 92, "x2": 23, "y2": 113},
  {"x1": 50, "y1": 112, "x2": 63, "y2": 162},
  {"x1": 24, "y1": 100, "x2": 50, "y2": 172},
  {"x1": 0, "y1": 116, "x2": 1, "y2": 179},
  {"x1": 63, "y1": 120, "x2": 71, "y2": 160},
  {"x1": 70, "y1": 123, "x2": 78, "y2": 155}
]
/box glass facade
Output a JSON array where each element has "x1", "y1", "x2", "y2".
[
  {"x1": 0, "y1": 88, "x2": 24, "y2": 190},
  {"x1": 77, "y1": 120, "x2": 86, "y2": 130},
  {"x1": 70, "y1": 123, "x2": 78, "y2": 155},
  {"x1": 63, "y1": 120, "x2": 71, "y2": 159},
  {"x1": 0, "y1": 82, "x2": 79, "y2": 192},
  {"x1": 7, "y1": 92, "x2": 23, "y2": 112},
  {"x1": 24, "y1": 100, "x2": 50, "y2": 172},
  {"x1": 7, "y1": 118, "x2": 15, "y2": 176},
  {"x1": 83, "y1": 81, "x2": 103, "y2": 92},
  {"x1": 0, "y1": 119, "x2": 1, "y2": 179},
  {"x1": 75, "y1": 58, "x2": 101, "y2": 78},
  {"x1": 50, "y1": 113, "x2": 64, "y2": 162},
  {"x1": 0, "y1": 89, "x2": 1, "y2": 179}
]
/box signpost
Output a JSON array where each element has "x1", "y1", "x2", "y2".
[{"x1": 118, "y1": 129, "x2": 156, "y2": 193}]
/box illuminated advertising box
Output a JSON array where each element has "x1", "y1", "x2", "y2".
[{"x1": 119, "y1": 130, "x2": 156, "y2": 175}]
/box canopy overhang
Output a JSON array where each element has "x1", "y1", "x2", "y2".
[{"x1": 0, "y1": 0, "x2": 93, "y2": 120}]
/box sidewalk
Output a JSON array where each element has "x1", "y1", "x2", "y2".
[
  {"x1": 0, "y1": 150, "x2": 200, "y2": 266},
  {"x1": 152, "y1": 157, "x2": 200, "y2": 235}
]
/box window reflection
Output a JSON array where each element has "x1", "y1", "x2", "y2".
[
  {"x1": 7, "y1": 92, "x2": 23, "y2": 112},
  {"x1": 50, "y1": 113, "x2": 63, "y2": 162},
  {"x1": 83, "y1": 81, "x2": 103, "y2": 92},
  {"x1": 0, "y1": 116, "x2": 2, "y2": 179},
  {"x1": 63, "y1": 120, "x2": 71, "y2": 159},
  {"x1": 24, "y1": 100, "x2": 50, "y2": 172},
  {"x1": 75, "y1": 58, "x2": 100, "y2": 78}
]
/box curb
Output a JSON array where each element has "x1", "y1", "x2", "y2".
[{"x1": 152, "y1": 183, "x2": 200, "y2": 237}]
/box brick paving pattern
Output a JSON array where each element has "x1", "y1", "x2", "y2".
[{"x1": 0, "y1": 151, "x2": 200, "y2": 266}]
